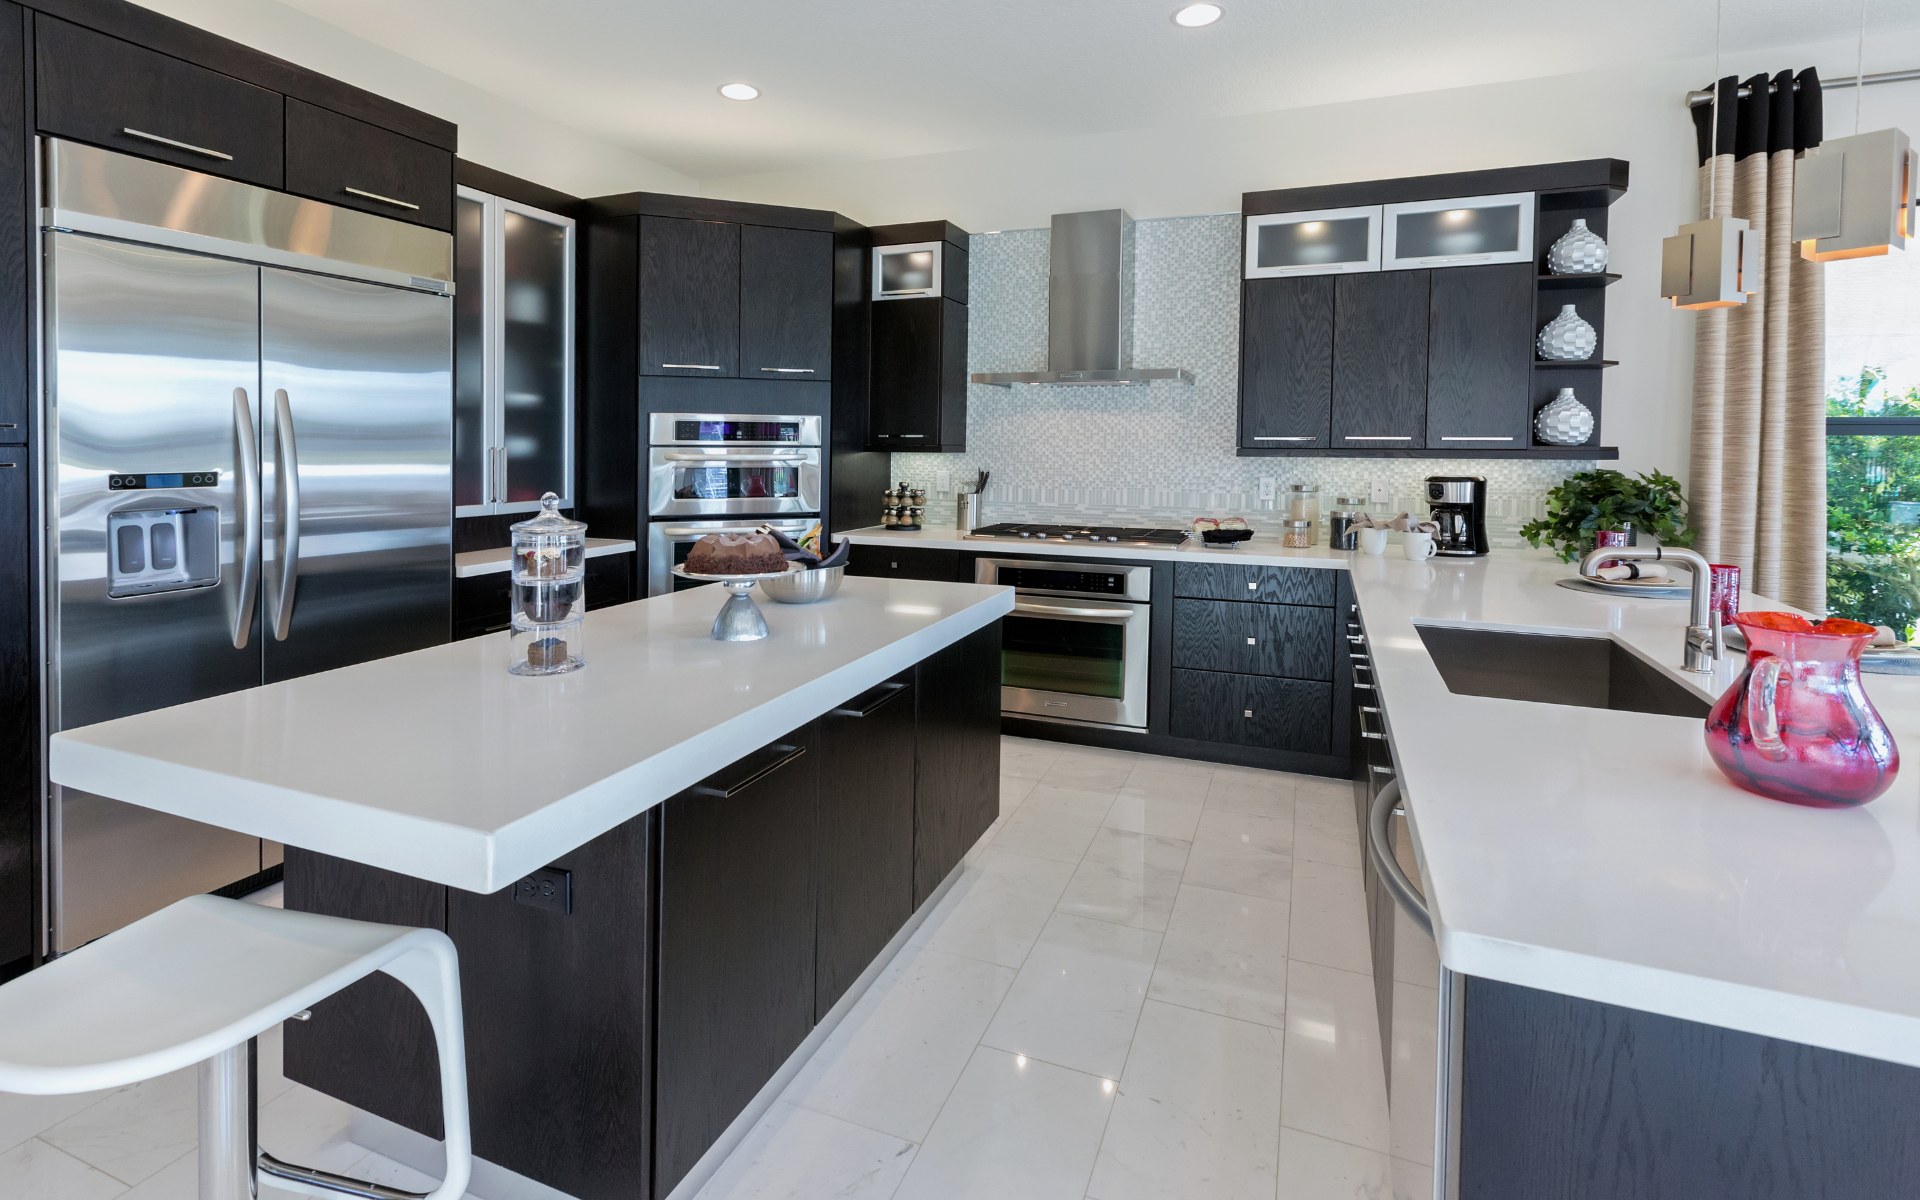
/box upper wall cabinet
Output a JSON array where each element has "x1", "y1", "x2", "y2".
[
  {"x1": 455, "y1": 187, "x2": 575, "y2": 516},
  {"x1": 284, "y1": 99, "x2": 454, "y2": 230},
  {"x1": 1382, "y1": 192, "x2": 1535, "y2": 271},
  {"x1": 36, "y1": 15, "x2": 284, "y2": 189},
  {"x1": 868, "y1": 221, "x2": 970, "y2": 453},
  {"x1": 638, "y1": 217, "x2": 832, "y2": 380},
  {"x1": 1243, "y1": 207, "x2": 1381, "y2": 278}
]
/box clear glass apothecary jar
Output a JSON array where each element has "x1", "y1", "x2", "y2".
[
  {"x1": 1287, "y1": 483, "x2": 1320, "y2": 529},
  {"x1": 508, "y1": 492, "x2": 586, "y2": 675}
]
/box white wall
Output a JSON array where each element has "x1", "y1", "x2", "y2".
[
  {"x1": 130, "y1": 0, "x2": 698, "y2": 198},
  {"x1": 705, "y1": 31, "x2": 1920, "y2": 485}
]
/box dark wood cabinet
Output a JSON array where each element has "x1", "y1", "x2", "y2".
[
  {"x1": 35, "y1": 14, "x2": 284, "y2": 189},
  {"x1": 1173, "y1": 562, "x2": 1336, "y2": 606},
  {"x1": 845, "y1": 542, "x2": 964, "y2": 582},
  {"x1": 1169, "y1": 668, "x2": 1331, "y2": 755},
  {"x1": 1332, "y1": 272, "x2": 1429, "y2": 449},
  {"x1": 655, "y1": 730, "x2": 819, "y2": 1196},
  {"x1": 0, "y1": 2, "x2": 23, "y2": 451},
  {"x1": 284, "y1": 98, "x2": 453, "y2": 231},
  {"x1": 740, "y1": 225, "x2": 832, "y2": 380},
  {"x1": 1171, "y1": 599, "x2": 1334, "y2": 681},
  {"x1": 1426, "y1": 263, "x2": 1533, "y2": 447},
  {"x1": 815, "y1": 676, "x2": 915, "y2": 1018},
  {"x1": 870, "y1": 296, "x2": 967, "y2": 452},
  {"x1": 0, "y1": 445, "x2": 30, "y2": 972},
  {"x1": 913, "y1": 622, "x2": 1001, "y2": 907},
  {"x1": 282, "y1": 849, "x2": 447, "y2": 1139},
  {"x1": 1239, "y1": 276, "x2": 1333, "y2": 449},
  {"x1": 640, "y1": 216, "x2": 740, "y2": 378}
]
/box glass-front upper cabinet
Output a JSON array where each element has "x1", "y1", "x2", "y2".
[
  {"x1": 454, "y1": 186, "x2": 575, "y2": 516},
  {"x1": 1243, "y1": 206, "x2": 1383, "y2": 278},
  {"x1": 1382, "y1": 192, "x2": 1536, "y2": 270}
]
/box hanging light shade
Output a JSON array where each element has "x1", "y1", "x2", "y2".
[
  {"x1": 1661, "y1": 216, "x2": 1761, "y2": 309},
  {"x1": 1793, "y1": 127, "x2": 1917, "y2": 261}
]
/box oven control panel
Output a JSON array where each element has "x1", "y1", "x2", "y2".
[{"x1": 996, "y1": 566, "x2": 1127, "y2": 595}]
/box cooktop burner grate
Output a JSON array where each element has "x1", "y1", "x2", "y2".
[{"x1": 967, "y1": 523, "x2": 1189, "y2": 546}]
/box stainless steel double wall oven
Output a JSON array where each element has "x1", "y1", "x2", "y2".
[
  {"x1": 645, "y1": 412, "x2": 822, "y2": 594},
  {"x1": 974, "y1": 558, "x2": 1153, "y2": 730}
]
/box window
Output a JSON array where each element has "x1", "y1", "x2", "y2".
[
  {"x1": 453, "y1": 187, "x2": 576, "y2": 517},
  {"x1": 1826, "y1": 247, "x2": 1920, "y2": 635}
]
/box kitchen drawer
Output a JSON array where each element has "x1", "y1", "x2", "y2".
[
  {"x1": 35, "y1": 14, "x2": 284, "y2": 189},
  {"x1": 1171, "y1": 598, "x2": 1332, "y2": 681},
  {"x1": 845, "y1": 543, "x2": 962, "y2": 582},
  {"x1": 285, "y1": 98, "x2": 453, "y2": 230},
  {"x1": 1169, "y1": 668, "x2": 1331, "y2": 755},
  {"x1": 1173, "y1": 562, "x2": 1336, "y2": 606}
]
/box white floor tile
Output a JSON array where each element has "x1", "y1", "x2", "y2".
[
  {"x1": 1274, "y1": 1126, "x2": 1394, "y2": 1200},
  {"x1": 0, "y1": 1089, "x2": 112, "y2": 1158},
  {"x1": 923, "y1": 849, "x2": 1077, "y2": 968},
  {"x1": 255, "y1": 1026, "x2": 294, "y2": 1106},
  {"x1": 1103, "y1": 791, "x2": 1204, "y2": 841},
  {"x1": 695, "y1": 1102, "x2": 916, "y2": 1200},
  {"x1": 1205, "y1": 767, "x2": 1296, "y2": 821},
  {"x1": 1389, "y1": 982, "x2": 1439, "y2": 1167},
  {"x1": 981, "y1": 913, "x2": 1160, "y2": 1080},
  {"x1": 116, "y1": 1146, "x2": 196, "y2": 1200},
  {"x1": 1039, "y1": 750, "x2": 1136, "y2": 792},
  {"x1": 891, "y1": 1048, "x2": 1112, "y2": 1200},
  {"x1": 0, "y1": 1137, "x2": 129, "y2": 1200},
  {"x1": 1000, "y1": 775, "x2": 1039, "y2": 813},
  {"x1": 1294, "y1": 789, "x2": 1362, "y2": 869},
  {"x1": 40, "y1": 1069, "x2": 196, "y2": 1187},
  {"x1": 1390, "y1": 1155, "x2": 1434, "y2": 1200},
  {"x1": 1147, "y1": 884, "x2": 1290, "y2": 1028},
  {"x1": 1392, "y1": 905, "x2": 1441, "y2": 989},
  {"x1": 1287, "y1": 860, "x2": 1373, "y2": 975},
  {"x1": 1182, "y1": 809, "x2": 1294, "y2": 900},
  {"x1": 1086, "y1": 1000, "x2": 1283, "y2": 1200},
  {"x1": 787, "y1": 948, "x2": 1016, "y2": 1143},
  {"x1": 1280, "y1": 962, "x2": 1390, "y2": 1154},
  {"x1": 255, "y1": 1083, "x2": 360, "y2": 1173},
  {"x1": 1056, "y1": 829, "x2": 1190, "y2": 932},
  {"x1": 1128, "y1": 753, "x2": 1214, "y2": 781},
  {"x1": 989, "y1": 799, "x2": 1109, "y2": 864}
]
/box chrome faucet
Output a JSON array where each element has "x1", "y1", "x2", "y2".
[{"x1": 1579, "y1": 545, "x2": 1717, "y2": 673}]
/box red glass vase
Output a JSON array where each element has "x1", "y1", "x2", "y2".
[{"x1": 1705, "y1": 612, "x2": 1899, "y2": 807}]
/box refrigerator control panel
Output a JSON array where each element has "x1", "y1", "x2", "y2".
[
  {"x1": 106, "y1": 507, "x2": 220, "y2": 597},
  {"x1": 108, "y1": 471, "x2": 220, "y2": 490}
]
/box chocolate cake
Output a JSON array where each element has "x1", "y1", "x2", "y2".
[{"x1": 684, "y1": 532, "x2": 790, "y2": 576}]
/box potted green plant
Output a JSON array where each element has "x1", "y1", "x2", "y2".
[{"x1": 1520, "y1": 469, "x2": 1695, "y2": 563}]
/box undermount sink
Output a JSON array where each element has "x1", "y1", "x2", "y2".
[{"x1": 1414, "y1": 625, "x2": 1711, "y2": 719}]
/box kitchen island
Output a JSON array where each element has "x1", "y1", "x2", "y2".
[
  {"x1": 843, "y1": 525, "x2": 1920, "y2": 1198},
  {"x1": 49, "y1": 576, "x2": 1011, "y2": 1200}
]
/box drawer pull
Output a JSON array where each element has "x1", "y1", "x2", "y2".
[
  {"x1": 1348, "y1": 634, "x2": 1365, "y2": 645},
  {"x1": 832, "y1": 681, "x2": 907, "y2": 717},
  {"x1": 121, "y1": 127, "x2": 232, "y2": 161},
  {"x1": 1246, "y1": 636, "x2": 1256, "y2": 645},
  {"x1": 1360, "y1": 705, "x2": 1382, "y2": 714},
  {"x1": 692, "y1": 743, "x2": 806, "y2": 797},
  {"x1": 662, "y1": 364, "x2": 722, "y2": 370},
  {"x1": 1244, "y1": 709, "x2": 1253, "y2": 718},
  {"x1": 759, "y1": 367, "x2": 816, "y2": 373},
  {"x1": 344, "y1": 186, "x2": 421, "y2": 211},
  {"x1": 1440, "y1": 436, "x2": 1514, "y2": 441},
  {"x1": 1247, "y1": 581, "x2": 1258, "y2": 590},
  {"x1": 1359, "y1": 707, "x2": 1386, "y2": 741},
  {"x1": 1252, "y1": 436, "x2": 1316, "y2": 441},
  {"x1": 1344, "y1": 435, "x2": 1413, "y2": 441}
]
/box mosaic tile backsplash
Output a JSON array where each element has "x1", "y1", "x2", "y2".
[{"x1": 890, "y1": 213, "x2": 1592, "y2": 549}]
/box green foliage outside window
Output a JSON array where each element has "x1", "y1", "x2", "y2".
[{"x1": 1827, "y1": 367, "x2": 1920, "y2": 637}]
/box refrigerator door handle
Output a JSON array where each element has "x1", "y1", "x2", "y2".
[
  {"x1": 271, "y1": 388, "x2": 301, "y2": 641},
  {"x1": 232, "y1": 388, "x2": 261, "y2": 649}
]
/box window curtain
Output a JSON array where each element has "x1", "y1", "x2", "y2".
[{"x1": 1687, "y1": 69, "x2": 1827, "y2": 613}]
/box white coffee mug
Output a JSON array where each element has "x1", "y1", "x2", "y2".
[
  {"x1": 1403, "y1": 531, "x2": 1438, "y2": 560},
  {"x1": 1358, "y1": 527, "x2": 1389, "y2": 555}
]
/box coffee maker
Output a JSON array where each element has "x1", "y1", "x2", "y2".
[{"x1": 1426, "y1": 476, "x2": 1488, "y2": 557}]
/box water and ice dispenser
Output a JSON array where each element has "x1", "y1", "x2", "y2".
[{"x1": 105, "y1": 506, "x2": 219, "y2": 597}]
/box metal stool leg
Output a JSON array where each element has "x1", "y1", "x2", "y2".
[{"x1": 198, "y1": 1042, "x2": 255, "y2": 1200}]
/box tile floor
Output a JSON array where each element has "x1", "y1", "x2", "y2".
[{"x1": 0, "y1": 737, "x2": 1434, "y2": 1200}]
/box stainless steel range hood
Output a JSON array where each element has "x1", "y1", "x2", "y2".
[{"x1": 972, "y1": 209, "x2": 1194, "y2": 388}]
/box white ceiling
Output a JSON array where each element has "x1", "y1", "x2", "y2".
[{"x1": 279, "y1": 0, "x2": 1920, "y2": 181}]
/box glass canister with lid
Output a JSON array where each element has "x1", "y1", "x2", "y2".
[
  {"x1": 1329, "y1": 495, "x2": 1370, "y2": 550},
  {"x1": 1287, "y1": 484, "x2": 1321, "y2": 531},
  {"x1": 508, "y1": 492, "x2": 586, "y2": 675}
]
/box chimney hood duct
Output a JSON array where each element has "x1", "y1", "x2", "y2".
[{"x1": 972, "y1": 209, "x2": 1195, "y2": 387}]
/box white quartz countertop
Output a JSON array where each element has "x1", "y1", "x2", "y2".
[
  {"x1": 846, "y1": 525, "x2": 1920, "y2": 1068},
  {"x1": 50, "y1": 577, "x2": 1012, "y2": 894}
]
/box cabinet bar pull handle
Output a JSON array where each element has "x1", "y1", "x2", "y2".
[
  {"x1": 900, "y1": 434, "x2": 926, "y2": 438},
  {"x1": 1359, "y1": 707, "x2": 1387, "y2": 741},
  {"x1": 1360, "y1": 706, "x2": 1382, "y2": 714},
  {"x1": 344, "y1": 186, "x2": 421, "y2": 211},
  {"x1": 1343, "y1": 435, "x2": 1413, "y2": 441},
  {"x1": 662, "y1": 364, "x2": 722, "y2": 370},
  {"x1": 121, "y1": 127, "x2": 232, "y2": 161},
  {"x1": 1253, "y1": 436, "x2": 1316, "y2": 441},
  {"x1": 759, "y1": 367, "x2": 816, "y2": 373},
  {"x1": 1348, "y1": 634, "x2": 1365, "y2": 644},
  {"x1": 1369, "y1": 764, "x2": 1395, "y2": 777},
  {"x1": 1244, "y1": 709, "x2": 1253, "y2": 718},
  {"x1": 692, "y1": 743, "x2": 806, "y2": 798},
  {"x1": 1439, "y1": 436, "x2": 1514, "y2": 441},
  {"x1": 1246, "y1": 637, "x2": 1257, "y2": 645},
  {"x1": 832, "y1": 681, "x2": 908, "y2": 717}
]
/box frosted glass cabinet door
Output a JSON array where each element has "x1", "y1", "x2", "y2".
[
  {"x1": 453, "y1": 194, "x2": 486, "y2": 510},
  {"x1": 501, "y1": 207, "x2": 571, "y2": 505}
]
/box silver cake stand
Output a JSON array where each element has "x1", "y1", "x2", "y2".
[{"x1": 672, "y1": 563, "x2": 801, "y2": 641}]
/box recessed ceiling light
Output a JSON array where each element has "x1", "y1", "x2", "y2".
[
  {"x1": 719, "y1": 83, "x2": 760, "y2": 101},
  {"x1": 1172, "y1": 3, "x2": 1223, "y2": 27}
]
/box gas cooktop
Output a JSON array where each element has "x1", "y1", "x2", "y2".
[{"x1": 966, "y1": 522, "x2": 1189, "y2": 547}]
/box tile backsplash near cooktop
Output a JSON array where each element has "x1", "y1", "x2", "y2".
[{"x1": 889, "y1": 213, "x2": 1592, "y2": 551}]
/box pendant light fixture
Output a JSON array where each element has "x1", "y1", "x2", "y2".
[
  {"x1": 1662, "y1": 0, "x2": 1759, "y2": 309},
  {"x1": 1792, "y1": 1, "x2": 1917, "y2": 261}
]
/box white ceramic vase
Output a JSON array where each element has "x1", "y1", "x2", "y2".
[
  {"x1": 1547, "y1": 218, "x2": 1610, "y2": 274},
  {"x1": 1537, "y1": 304, "x2": 1597, "y2": 361},
  {"x1": 1535, "y1": 388, "x2": 1594, "y2": 446}
]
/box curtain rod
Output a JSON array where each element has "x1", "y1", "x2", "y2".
[{"x1": 1685, "y1": 67, "x2": 1920, "y2": 107}]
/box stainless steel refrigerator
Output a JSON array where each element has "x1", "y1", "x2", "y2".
[{"x1": 41, "y1": 140, "x2": 454, "y2": 952}]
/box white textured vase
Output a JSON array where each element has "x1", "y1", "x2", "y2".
[
  {"x1": 1537, "y1": 304, "x2": 1597, "y2": 361},
  {"x1": 1547, "y1": 218, "x2": 1610, "y2": 274},
  {"x1": 1535, "y1": 388, "x2": 1594, "y2": 446}
]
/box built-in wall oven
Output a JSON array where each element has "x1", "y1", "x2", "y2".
[
  {"x1": 647, "y1": 412, "x2": 821, "y2": 518},
  {"x1": 975, "y1": 558, "x2": 1152, "y2": 730},
  {"x1": 649, "y1": 516, "x2": 818, "y2": 596}
]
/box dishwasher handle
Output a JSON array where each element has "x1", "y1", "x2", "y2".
[{"x1": 1369, "y1": 778, "x2": 1431, "y2": 937}]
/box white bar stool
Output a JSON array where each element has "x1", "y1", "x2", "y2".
[{"x1": 0, "y1": 894, "x2": 471, "y2": 1200}]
